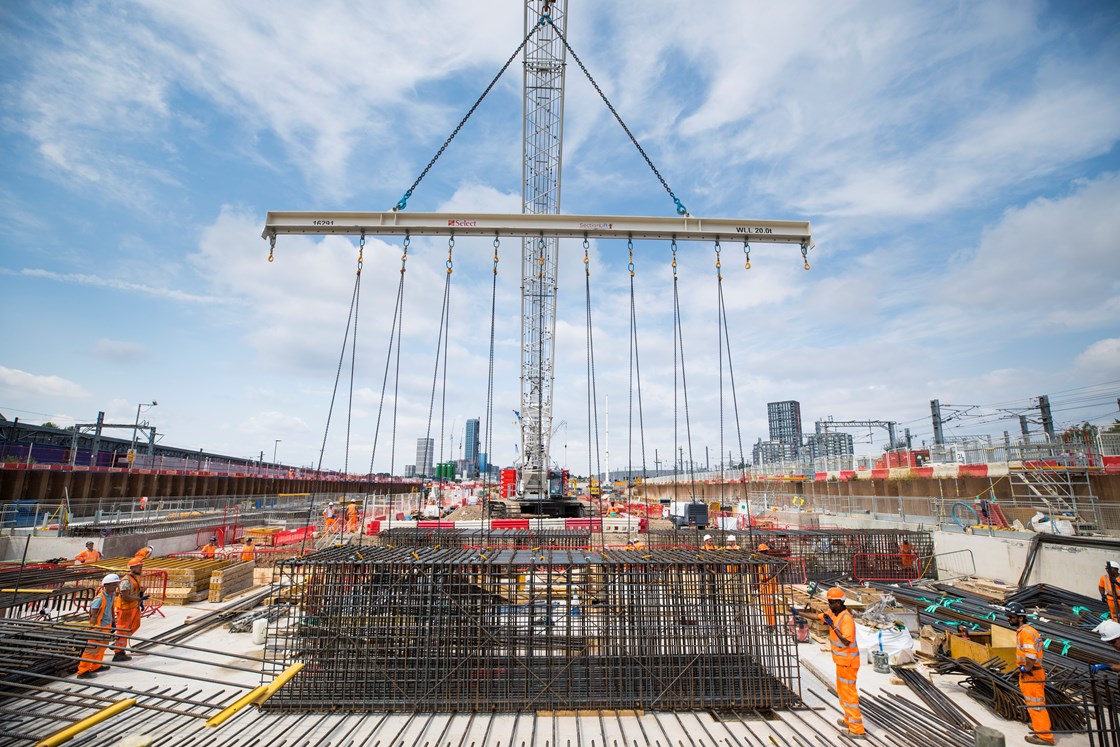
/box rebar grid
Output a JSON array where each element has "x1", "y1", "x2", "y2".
[
  {"x1": 263, "y1": 547, "x2": 800, "y2": 712},
  {"x1": 647, "y1": 528, "x2": 933, "y2": 581},
  {"x1": 374, "y1": 528, "x2": 594, "y2": 549}
]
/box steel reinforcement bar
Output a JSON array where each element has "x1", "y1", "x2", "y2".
[{"x1": 261, "y1": 546, "x2": 800, "y2": 712}]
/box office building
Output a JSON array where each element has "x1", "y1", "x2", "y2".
[
  {"x1": 464, "y1": 418, "x2": 480, "y2": 477},
  {"x1": 415, "y1": 437, "x2": 434, "y2": 477},
  {"x1": 768, "y1": 401, "x2": 803, "y2": 445}
]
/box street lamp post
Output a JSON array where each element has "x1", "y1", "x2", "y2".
[
  {"x1": 273, "y1": 439, "x2": 282, "y2": 464},
  {"x1": 130, "y1": 401, "x2": 157, "y2": 466}
]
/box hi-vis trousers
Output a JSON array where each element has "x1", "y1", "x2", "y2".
[
  {"x1": 1019, "y1": 668, "x2": 1054, "y2": 743},
  {"x1": 836, "y1": 663, "x2": 865, "y2": 735}
]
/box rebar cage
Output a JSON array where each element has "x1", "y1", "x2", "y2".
[
  {"x1": 648, "y1": 528, "x2": 934, "y2": 582},
  {"x1": 263, "y1": 546, "x2": 800, "y2": 712},
  {"x1": 373, "y1": 528, "x2": 594, "y2": 549}
]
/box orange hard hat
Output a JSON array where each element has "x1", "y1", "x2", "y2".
[
  {"x1": 826, "y1": 587, "x2": 846, "y2": 601},
  {"x1": 127, "y1": 557, "x2": 144, "y2": 567},
  {"x1": 757, "y1": 543, "x2": 770, "y2": 552}
]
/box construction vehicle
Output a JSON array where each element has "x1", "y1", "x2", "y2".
[{"x1": 669, "y1": 500, "x2": 709, "y2": 529}]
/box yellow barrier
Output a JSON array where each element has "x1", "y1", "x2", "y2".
[
  {"x1": 204, "y1": 661, "x2": 304, "y2": 728},
  {"x1": 35, "y1": 698, "x2": 137, "y2": 747}
]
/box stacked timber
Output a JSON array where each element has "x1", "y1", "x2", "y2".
[
  {"x1": 92, "y1": 557, "x2": 234, "y2": 605},
  {"x1": 209, "y1": 561, "x2": 256, "y2": 602},
  {"x1": 244, "y1": 526, "x2": 283, "y2": 547}
]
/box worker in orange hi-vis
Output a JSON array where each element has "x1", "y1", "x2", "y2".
[
  {"x1": 324, "y1": 502, "x2": 337, "y2": 532},
  {"x1": 113, "y1": 559, "x2": 146, "y2": 662},
  {"x1": 76, "y1": 574, "x2": 120, "y2": 678},
  {"x1": 819, "y1": 588, "x2": 866, "y2": 739},
  {"x1": 1099, "y1": 560, "x2": 1120, "y2": 621},
  {"x1": 240, "y1": 537, "x2": 256, "y2": 562},
  {"x1": 132, "y1": 544, "x2": 155, "y2": 563},
  {"x1": 898, "y1": 536, "x2": 918, "y2": 577},
  {"x1": 74, "y1": 541, "x2": 102, "y2": 565},
  {"x1": 702, "y1": 534, "x2": 716, "y2": 550},
  {"x1": 1007, "y1": 602, "x2": 1054, "y2": 745},
  {"x1": 757, "y1": 544, "x2": 779, "y2": 626},
  {"x1": 346, "y1": 501, "x2": 359, "y2": 532},
  {"x1": 200, "y1": 536, "x2": 218, "y2": 559}
]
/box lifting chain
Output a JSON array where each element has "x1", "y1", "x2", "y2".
[
  {"x1": 392, "y1": 21, "x2": 544, "y2": 212},
  {"x1": 356, "y1": 233, "x2": 365, "y2": 276},
  {"x1": 400, "y1": 235, "x2": 410, "y2": 274},
  {"x1": 493, "y1": 236, "x2": 500, "y2": 276},
  {"x1": 583, "y1": 237, "x2": 590, "y2": 277},
  {"x1": 627, "y1": 238, "x2": 635, "y2": 278},
  {"x1": 743, "y1": 240, "x2": 751, "y2": 270},
  {"x1": 268, "y1": 233, "x2": 276, "y2": 263},
  {"x1": 544, "y1": 18, "x2": 689, "y2": 217},
  {"x1": 714, "y1": 240, "x2": 722, "y2": 282},
  {"x1": 801, "y1": 242, "x2": 811, "y2": 271},
  {"x1": 538, "y1": 236, "x2": 546, "y2": 279},
  {"x1": 671, "y1": 239, "x2": 678, "y2": 280},
  {"x1": 446, "y1": 236, "x2": 455, "y2": 275}
]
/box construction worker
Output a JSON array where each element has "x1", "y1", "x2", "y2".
[
  {"x1": 346, "y1": 501, "x2": 359, "y2": 532},
  {"x1": 76, "y1": 573, "x2": 120, "y2": 678},
  {"x1": 240, "y1": 537, "x2": 256, "y2": 562},
  {"x1": 74, "y1": 541, "x2": 101, "y2": 565},
  {"x1": 1099, "y1": 560, "x2": 1120, "y2": 621},
  {"x1": 757, "y1": 544, "x2": 779, "y2": 626},
  {"x1": 133, "y1": 544, "x2": 155, "y2": 562},
  {"x1": 820, "y1": 588, "x2": 865, "y2": 739},
  {"x1": 898, "y1": 536, "x2": 918, "y2": 577},
  {"x1": 113, "y1": 558, "x2": 146, "y2": 662},
  {"x1": 1006, "y1": 601, "x2": 1054, "y2": 745},
  {"x1": 702, "y1": 534, "x2": 716, "y2": 550},
  {"x1": 1090, "y1": 620, "x2": 1120, "y2": 673},
  {"x1": 323, "y1": 502, "x2": 337, "y2": 532},
  {"x1": 725, "y1": 534, "x2": 739, "y2": 550},
  {"x1": 200, "y1": 536, "x2": 218, "y2": 559}
]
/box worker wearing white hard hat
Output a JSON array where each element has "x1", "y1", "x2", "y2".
[
  {"x1": 725, "y1": 534, "x2": 739, "y2": 549},
  {"x1": 1090, "y1": 620, "x2": 1120, "y2": 673},
  {"x1": 76, "y1": 574, "x2": 121, "y2": 678},
  {"x1": 702, "y1": 534, "x2": 716, "y2": 550}
]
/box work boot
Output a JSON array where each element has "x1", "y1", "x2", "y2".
[
  {"x1": 1024, "y1": 738, "x2": 1053, "y2": 746},
  {"x1": 836, "y1": 718, "x2": 848, "y2": 728},
  {"x1": 847, "y1": 734, "x2": 866, "y2": 741},
  {"x1": 76, "y1": 671, "x2": 97, "y2": 679},
  {"x1": 112, "y1": 652, "x2": 131, "y2": 662}
]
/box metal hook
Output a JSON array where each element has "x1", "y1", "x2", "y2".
[
  {"x1": 268, "y1": 233, "x2": 276, "y2": 263},
  {"x1": 743, "y1": 240, "x2": 751, "y2": 270}
]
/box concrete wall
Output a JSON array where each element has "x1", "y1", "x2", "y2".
[
  {"x1": 932, "y1": 530, "x2": 1117, "y2": 598},
  {"x1": 1, "y1": 530, "x2": 215, "y2": 562}
]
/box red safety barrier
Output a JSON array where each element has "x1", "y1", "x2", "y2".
[
  {"x1": 365, "y1": 519, "x2": 381, "y2": 535},
  {"x1": 852, "y1": 552, "x2": 920, "y2": 582},
  {"x1": 416, "y1": 520, "x2": 455, "y2": 529},
  {"x1": 140, "y1": 569, "x2": 168, "y2": 618},
  {"x1": 565, "y1": 518, "x2": 602, "y2": 531},
  {"x1": 273, "y1": 525, "x2": 316, "y2": 546},
  {"x1": 491, "y1": 519, "x2": 531, "y2": 529}
]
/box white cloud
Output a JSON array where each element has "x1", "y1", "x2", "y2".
[
  {"x1": 1074, "y1": 339, "x2": 1120, "y2": 379},
  {"x1": 12, "y1": 268, "x2": 222, "y2": 304},
  {"x1": 0, "y1": 365, "x2": 89, "y2": 399}
]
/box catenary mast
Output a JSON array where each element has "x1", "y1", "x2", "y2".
[{"x1": 518, "y1": 0, "x2": 567, "y2": 501}]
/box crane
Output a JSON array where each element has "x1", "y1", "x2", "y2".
[
  {"x1": 261, "y1": 3, "x2": 813, "y2": 506},
  {"x1": 517, "y1": 0, "x2": 567, "y2": 509}
]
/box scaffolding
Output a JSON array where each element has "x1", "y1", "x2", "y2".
[
  {"x1": 374, "y1": 527, "x2": 594, "y2": 549},
  {"x1": 263, "y1": 546, "x2": 800, "y2": 712}
]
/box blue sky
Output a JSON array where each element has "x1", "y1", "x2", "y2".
[{"x1": 2, "y1": 1, "x2": 1119, "y2": 473}]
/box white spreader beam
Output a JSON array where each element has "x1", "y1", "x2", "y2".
[{"x1": 262, "y1": 211, "x2": 813, "y2": 247}]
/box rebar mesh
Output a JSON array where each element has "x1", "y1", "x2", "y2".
[
  {"x1": 263, "y1": 547, "x2": 800, "y2": 712},
  {"x1": 647, "y1": 527, "x2": 933, "y2": 582},
  {"x1": 374, "y1": 528, "x2": 593, "y2": 549}
]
